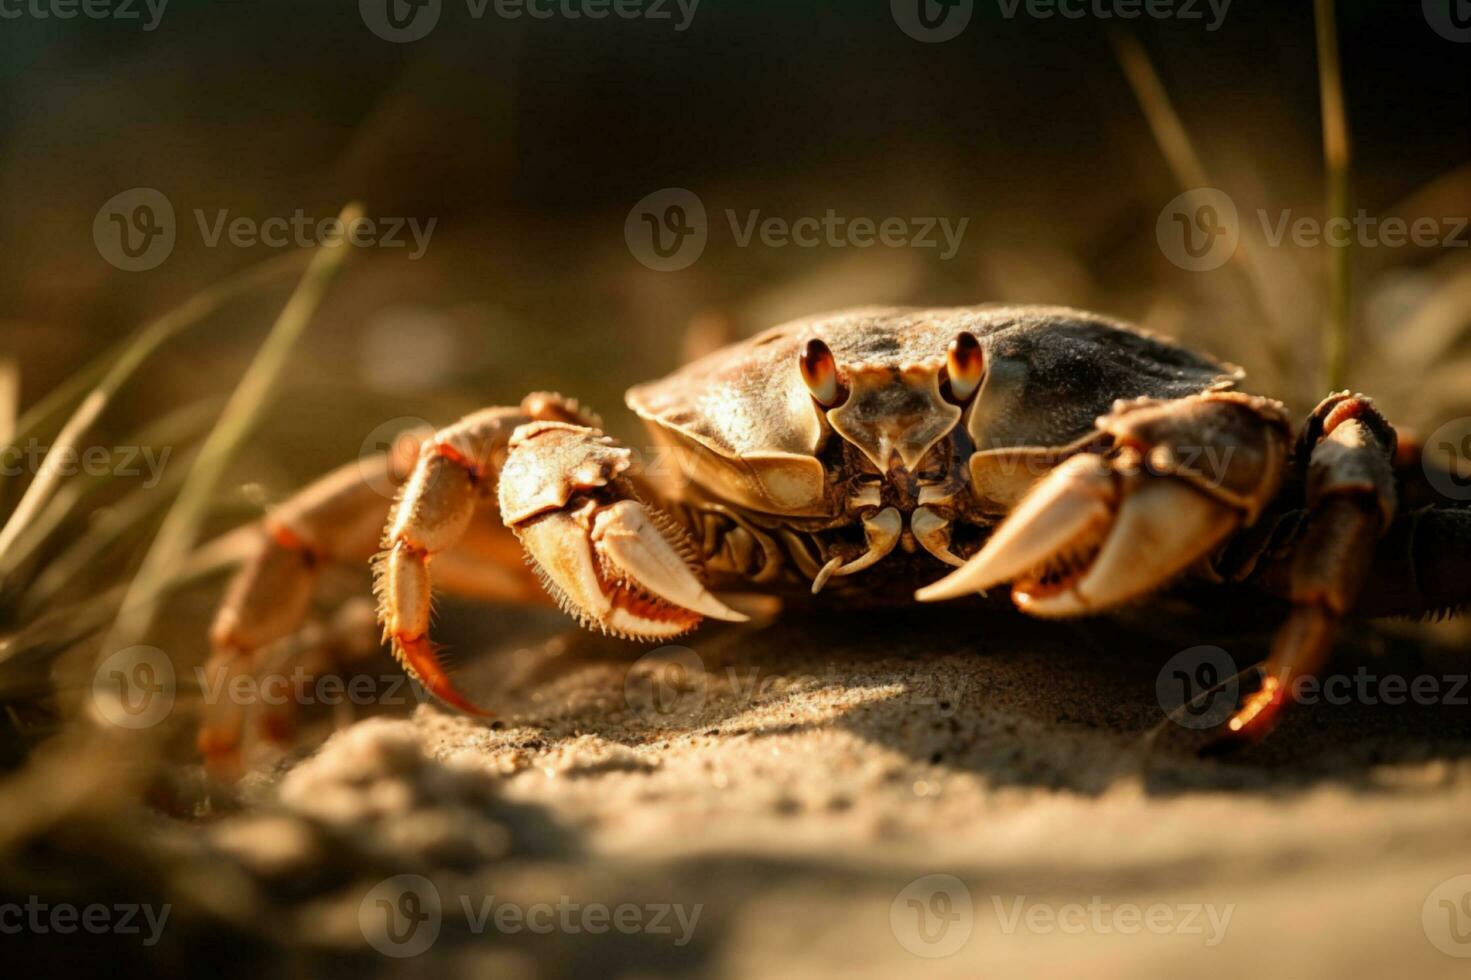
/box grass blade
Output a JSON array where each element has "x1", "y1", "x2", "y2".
[
  {"x1": 98, "y1": 204, "x2": 364, "y2": 656},
  {"x1": 1315, "y1": 0, "x2": 1353, "y2": 391},
  {"x1": 0, "y1": 252, "x2": 310, "y2": 571},
  {"x1": 1109, "y1": 30, "x2": 1294, "y2": 389}
]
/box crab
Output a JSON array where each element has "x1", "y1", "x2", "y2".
[{"x1": 200, "y1": 305, "x2": 1470, "y2": 766}]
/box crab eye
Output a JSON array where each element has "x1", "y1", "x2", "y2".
[
  {"x1": 944, "y1": 330, "x2": 985, "y2": 403},
  {"x1": 799, "y1": 338, "x2": 843, "y2": 407}
]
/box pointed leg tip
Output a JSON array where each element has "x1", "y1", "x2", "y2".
[{"x1": 394, "y1": 633, "x2": 493, "y2": 718}]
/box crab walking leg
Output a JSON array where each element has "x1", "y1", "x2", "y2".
[
  {"x1": 375, "y1": 406, "x2": 545, "y2": 715},
  {"x1": 429, "y1": 506, "x2": 550, "y2": 603},
  {"x1": 247, "y1": 506, "x2": 553, "y2": 744},
  {"x1": 202, "y1": 454, "x2": 405, "y2": 761},
  {"x1": 1226, "y1": 394, "x2": 1398, "y2": 742},
  {"x1": 497, "y1": 421, "x2": 748, "y2": 638},
  {"x1": 918, "y1": 392, "x2": 1291, "y2": 613}
]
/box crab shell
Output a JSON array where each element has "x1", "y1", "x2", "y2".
[{"x1": 626, "y1": 305, "x2": 1242, "y2": 516}]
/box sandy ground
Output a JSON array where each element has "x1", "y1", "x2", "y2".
[
  {"x1": 9, "y1": 603, "x2": 1471, "y2": 979},
  {"x1": 210, "y1": 604, "x2": 1471, "y2": 979}
]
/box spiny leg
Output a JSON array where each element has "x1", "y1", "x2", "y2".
[
  {"x1": 374, "y1": 404, "x2": 549, "y2": 715},
  {"x1": 203, "y1": 453, "x2": 408, "y2": 765},
  {"x1": 1220, "y1": 395, "x2": 1397, "y2": 739},
  {"x1": 203, "y1": 395, "x2": 581, "y2": 770},
  {"x1": 1223, "y1": 393, "x2": 1398, "y2": 744},
  {"x1": 256, "y1": 507, "x2": 550, "y2": 750}
]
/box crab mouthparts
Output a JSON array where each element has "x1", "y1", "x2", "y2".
[
  {"x1": 914, "y1": 454, "x2": 1118, "y2": 605},
  {"x1": 810, "y1": 507, "x2": 903, "y2": 594}
]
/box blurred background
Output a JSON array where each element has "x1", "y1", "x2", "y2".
[
  {"x1": 3, "y1": 1, "x2": 1469, "y2": 428},
  {"x1": 2, "y1": 1, "x2": 1470, "y2": 976}
]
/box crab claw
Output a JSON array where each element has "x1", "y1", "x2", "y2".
[
  {"x1": 518, "y1": 498, "x2": 747, "y2": 639},
  {"x1": 916, "y1": 455, "x2": 1116, "y2": 601},
  {"x1": 916, "y1": 453, "x2": 1240, "y2": 616}
]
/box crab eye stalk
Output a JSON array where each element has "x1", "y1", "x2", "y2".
[
  {"x1": 799, "y1": 338, "x2": 843, "y2": 407},
  {"x1": 944, "y1": 330, "x2": 985, "y2": 403}
]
